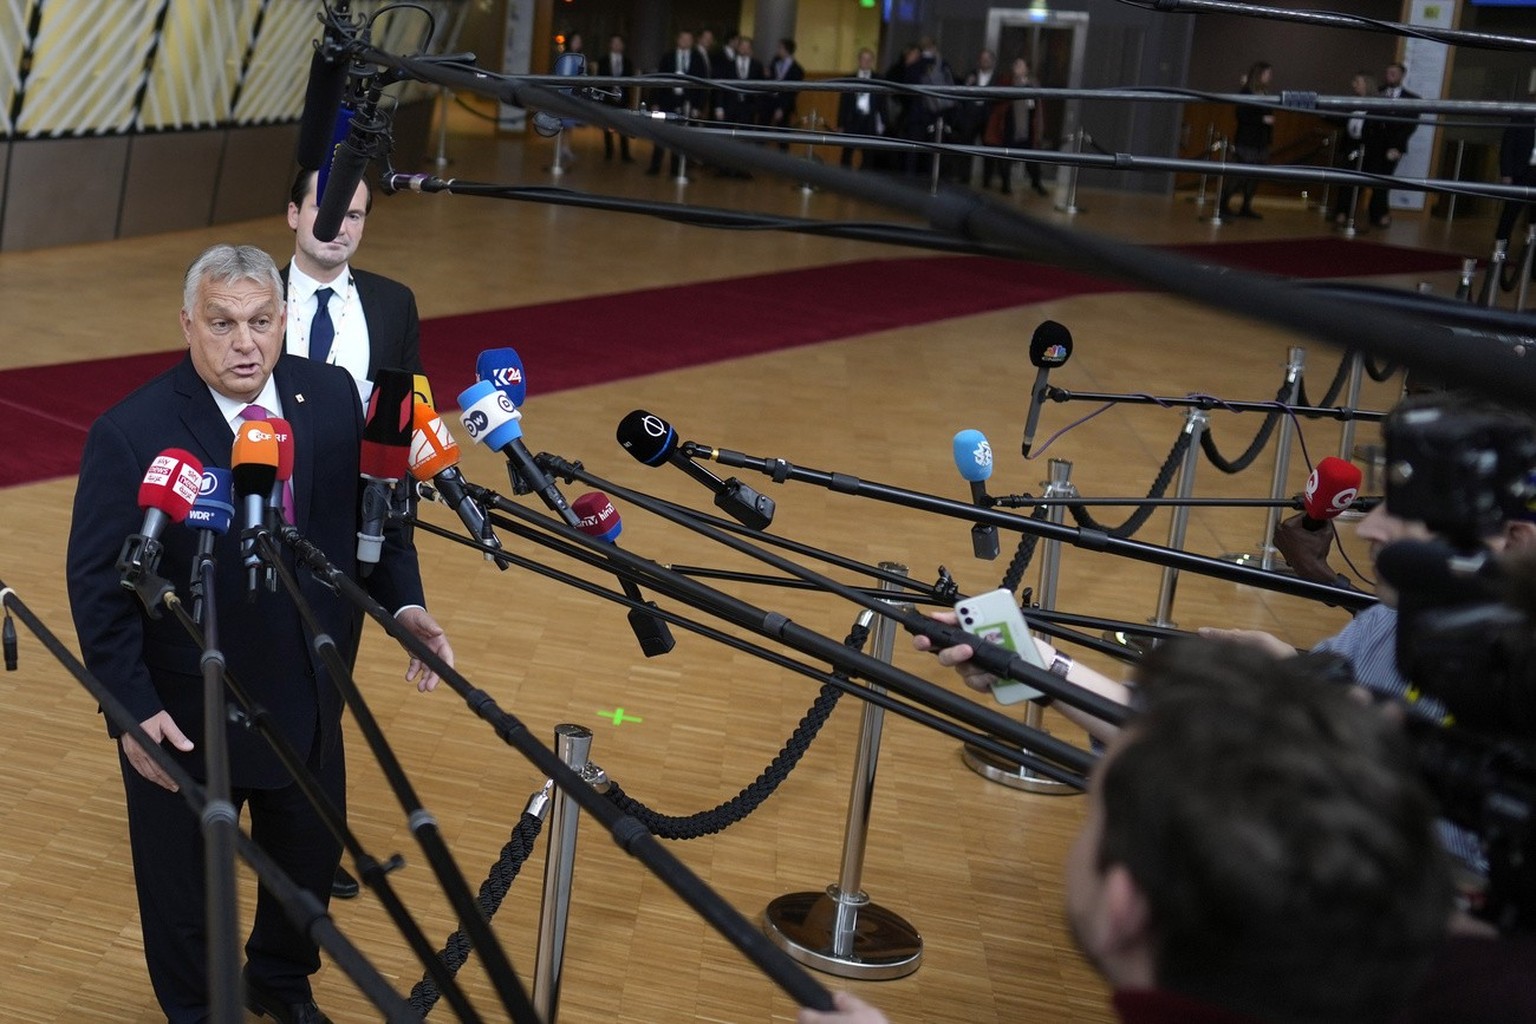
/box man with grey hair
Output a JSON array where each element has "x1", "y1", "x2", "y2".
[{"x1": 67, "y1": 243, "x2": 451, "y2": 1024}]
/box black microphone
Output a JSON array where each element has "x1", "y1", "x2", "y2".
[
  {"x1": 358, "y1": 369, "x2": 414, "y2": 574},
  {"x1": 2, "y1": 608, "x2": 15, "y2": 671},
  {"x1": 615, "y1": 410, "x2": 775, "y2": 530},
  {"x1": 313, "y1": 85, "x2": 382, "y2": 243},
  {"x1": 295, "y1": 2, "x2": 355, "y2": 170},
  {"x1": 1021, "y1": 320, "x2": 1073, "y2": 457}
]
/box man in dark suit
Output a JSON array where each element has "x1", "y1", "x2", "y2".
[
  {"x1": 286, "y1": 168, "x2": 422, "y2": 901},
  {"x1": 1496, "y1": 113, "x2": 1536, "y2": 247},
  {"x1": 594, "y1": 34, "x2": 635, "y2": 162},
  {"x1": 646, "y1": 29, "x2": 706, "y2": 177},
  {"x1": 285, "y1": 170, "x2": 422, "y2": 401},
  {"x1": 66, "y1": 244, "x2": 452, "y2": 1024},
  {"x1": 715, "y1": 35, "x2": 767, "y2": 179},
  {"x1": 768, "y1": 38, "x2": 805, "y2": 151},
  {"x1": 837, "y1": 47, "x2": 888, "y2": 170},
  {"x1": 1368, "y1": 61, "x2": 1419, "y2": 228}
]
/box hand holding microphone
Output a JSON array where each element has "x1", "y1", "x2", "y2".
[
  {"x1": 953, "y1": 429, "x2": 999, "y2": 560},
  {"x1": 1273, "y1": 456, "x2": 1363, "y2": 584}
]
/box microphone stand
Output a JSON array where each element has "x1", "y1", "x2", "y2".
[
  {"x1": 271, "y1": 526, "x2": 843, "y2": 1014},
  {"x1": 150, "y1": 575, "x2": 484, "y2": 1020},
  {"x1": 251, "y1": 534, "x2": 538, "y2": 1024},
  {"x1": 191, "y1": 552, "x2": 242, "y2": 1024},
  {"x1": 990, "y1": 494, "x2": 1377, "y2": 509},
  {"x1": 1041, "y1": 386, "x2": 1388, "y2": 421},
  {"x1": 518, "y1": 460, "x2": 1129, "y2": 735},
  {"x1": 0, "y1": 577, "x2": 421, "y2": 1024},
  {"x1": 676, "y1": 442, "x2": 1376, "y2": 612},
  {"x1": 406, "y1": 512, "x2": 1079, "y2": 782}
]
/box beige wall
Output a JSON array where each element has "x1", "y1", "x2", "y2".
[{"x1": 740, "y1": 0, "x2": 881, "y2": 72}]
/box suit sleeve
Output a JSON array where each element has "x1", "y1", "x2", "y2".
[
  {"x1": 66, "y1": 415, "x2": 160, "y2": 735},
  {"x1": 399, "y1": 287, "x2": 423, "y2": 376}
]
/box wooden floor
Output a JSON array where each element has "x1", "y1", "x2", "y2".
[{"x1": 0, "y1": 106, "x2": 1500, "y2": 1023}]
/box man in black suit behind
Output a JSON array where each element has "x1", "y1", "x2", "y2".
[
  {"x1": 66, "y1": 244, "x2": 453, "y2": 1024},
  {"x1": 594, "y1": 34, "x2": 635, "y2": 162},
  {"x1": 647, "y1": 29, "x2": 707, "y2": 177},
  {"x1": 285, "y1": 171, "x2": 422, "y2": 404},
  {"x1": 1368, "y1": 61, "x2": 1420, "y2": 228}
]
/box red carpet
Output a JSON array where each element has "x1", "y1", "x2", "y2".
[{"x1": 0, "y1": 240, "x2": 1466, "y2": 489}]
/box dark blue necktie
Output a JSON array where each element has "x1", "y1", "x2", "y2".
[{"x1": 309, "y1": 286, "x2": 335, "y2": 365}]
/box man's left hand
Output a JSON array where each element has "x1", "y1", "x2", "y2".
[{"x1": 398, "y1": 607, "x2": 453, "y2": 691}]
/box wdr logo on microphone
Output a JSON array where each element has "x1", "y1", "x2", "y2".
[{"x1": 199, "y1": 471, "x2": 220, "y2": 495}]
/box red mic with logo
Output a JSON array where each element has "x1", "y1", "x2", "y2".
[
  {"x1": 572, "y1": 491, "x2": 675, "y2": 657},
  {"x1": 267, "y1": 416, "x2": 295, "y2": 525},
  {"x1": 1301, "y1": 457, "x2": 1363, "y2": 530},
  {"x1": 117, "y1": 448, "x2": 206, "y2": 587}
]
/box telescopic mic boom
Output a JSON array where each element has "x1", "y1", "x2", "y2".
[
  {"x1": 457, "y1": 380, "x2": 580, "y2": 526},
  {"x1": 407, "y1": 399, "x2": 508, "y2": 568},
  {"x1": 615, "y1": 409, "x2": 775, "y2": 530}
]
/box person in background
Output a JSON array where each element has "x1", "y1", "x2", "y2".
[{"x1": 1220, "y1": 60, "x2": 1274, "y2": 220}]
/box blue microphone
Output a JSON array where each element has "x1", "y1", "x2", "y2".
[
  {"x1": 187, "y1": 467, "x2": 234, "y2": 622},
  {"x1": 953, "y1": 429, "x2": 999, "y2": 560},
  {"x1": 476, "y1": 347, "x2": 528, "y2": 408},
  {"x1": 458, "y1": 380, "x2": 578, "y2": 526}
]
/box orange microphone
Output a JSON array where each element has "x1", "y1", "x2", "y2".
[
  {"x1": 232, "y1": 418, "x2": 281, "y2": 591},
  {"x1": 407, "y1": 400, "x2": 506, "y2": 568}
]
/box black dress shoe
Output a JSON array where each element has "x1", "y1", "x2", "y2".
[
  {"x1": 332, "y1": 866, "x2": 359, "y2": 899},
  {"x1": 245, "y1": 977, "x2": 334, "y2": 1024}
]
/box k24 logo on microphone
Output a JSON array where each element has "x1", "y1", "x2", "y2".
[
  {"x1": 969, "y1": 438, "x2": 993, "y2": 471},
  {"x1": 489, "y1": 367, "x2": 522, "y2": 389}
]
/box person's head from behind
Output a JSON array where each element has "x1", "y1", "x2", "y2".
[
  {"x1": 1067, "y1": 639, "x2": 1451, "y2": 1023},
  {"x1": 287, "y1": 169, "x2": 372, "y2": 280},
  {"x1": 181, "y1": 244, "x2": 285, "y2": 403}
]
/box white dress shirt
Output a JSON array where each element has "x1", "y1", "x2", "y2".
[{"x1": 285, "y1": 260, "x2": 372, "y2": 404}]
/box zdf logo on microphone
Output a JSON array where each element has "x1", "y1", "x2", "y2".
[{"x1": 243, "y1": 424, "x2": 273, "y2": 444}]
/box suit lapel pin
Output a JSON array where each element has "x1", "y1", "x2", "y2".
[{"x1": 295, "y1": 393, "x2": 305, "y2": 403}]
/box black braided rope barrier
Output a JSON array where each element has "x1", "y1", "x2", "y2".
[
  {"x1": 409, "y1": 810, "x2": 546, "y2": 1016},
  {"x1": 1295, "y1": 349, "x2": 1355, "y2": 412},
  {"x1": 601, "y1": 621, "x2": 873, "y2": 841},
  {"x1": 1065, "y1": 428, "x2": 1192, "y2": 538},
  {"x1": 1363, "y1": 352, "x2": 1400, "y2": 382},
  {"x1": 1198, "y1": 377, "x2": 1293, "y2": 474},
  {"x1": 999, "y1": 501, "x2": 1051, "y2": 595}
]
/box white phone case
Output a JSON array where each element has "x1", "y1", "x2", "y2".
[{"x1": 954, "y1": 588, "x2": 1045, "y2": 704}]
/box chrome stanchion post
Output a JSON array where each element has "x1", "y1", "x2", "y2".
[
  {"x1": 1206, "y1": 136, "x2": 1227, "y2": 225},
  {"x1": 763, "y1": 567, "x2": 922, "y2": 979},
  {"x1": 1336, "y1": 350, "x2": 1365, "y2": 463},
  {"x1": 1516, "y1": 222, "x2": 1536, "y2": 312},
  {"x1": 1483, "y1": 239, "x2": 1508, "y2": 308},
  {"x1": 1342, "y1": 144, "x2": 1364, "y2": 238},
  {"x1": 1194, "y1": 123, "x2": 1214, "y2": 207},
  {"x1": 799, "y1": 109, "x2": 822, "y2": 196},
  {"x1": 1446, "y1": 139, "x2": 1466, "y2": 225},
  {"x1": 550, "y1": 126, "x2": 567, "y2": 177},
  {"x1": 1455, "y1": 257, "x2": 1477, "y2": 302},
  {"x1": 1059, "y1": 128, "x2": 1084, "y2": 215},
  {"x1": 674, "y1": 100, "x2": 691, "y2": 184},
  {"x1": 1223, "y1": 347, "x2": 1303, "y2": 572},
  {"x1": 532, "y1": 724, "x2": 601, "y2": 1021},
  {"x1": 928, "y1": 115, "x2": 945, "y2": 196},
  {"x1": 1151, "y1": 408, "x2": 1210, "y2": 624},
  {"x1": 1317, "y1": 131, "x2": 1336, "y2": 215},
  {"x1": 434, "y1": 85, "x2": 452, "y2": 170},
  {"x1": 963, "y1": 460, "x2": 1078, "y2": 794}
]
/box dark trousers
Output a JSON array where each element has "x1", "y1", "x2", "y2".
[
  {"x1": 120, "y1": 738, "x2": 345, "y2": 1023},
  {"x1": 1365, "y1": 151, "x2": 1400, "y2": 224},
  {"x1": 1220, "y1": 142, "x2": 1268, "y2": 212},
  {"x1": 603, "y1": 127, "x2": 630, "y2": 160},
  {"x1": 1331, "y1": 138, "x2": 1365, "y2": 220}
]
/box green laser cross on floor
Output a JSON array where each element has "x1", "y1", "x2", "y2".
[{"x1": 598, "y1": 708, "x2": 642, "y2": 726}]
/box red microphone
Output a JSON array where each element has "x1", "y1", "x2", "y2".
[
  {"x1": 267, "y1": 416, "x2": 295, "y2": 524},
  {"x1": 117, "y1": 448, "x2": 205, "y2": 589},
  {"x1": 571, "y1": 491, "x2": 675, "y2": 657},
  {"x1": 1301, "y1": 457, "x2": 1363, "y2": 531}
]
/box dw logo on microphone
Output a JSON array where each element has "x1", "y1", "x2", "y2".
[{"x1": 463, "y1": 410, "x2": 489, "y2": 439}]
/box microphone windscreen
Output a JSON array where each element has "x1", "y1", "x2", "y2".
[
  {"x1": 573, "y1": 491, "x2": 623, "y2": 543},
  {"x1": 315, "y1": 105, "x2": 355, "y2": 204},
  {"x1": 616, "y1": 410, "x2": 677, "y2": 467},
  {"x1": 457, "y1": 380, "x2": 523, "y2": 452},
  {"x1": 476, "y1": 348, "x2": 527, "y2": 407},
  {"x1": 408, "y1": 401, "x2": 462, "y2": 481},
  {"x1": 1302, "y1": 457, "x2": 1363, "y2": 521},
  {"x1": 268, "y1": 417, "x2": 295, "y2": 482},
  {"x1": 1029, "y1": 320, "x2": 1073, "y2": 369},
  {"x1": 232, "y1": 419, "x2": 280, "y2": 497},
  {"x1": 187, "y1": 467, "x2": 235, "y2": 534},
  {"x1": 138, "y1": 448, "x2": 206, "y2": 523},
  {"x1": 952, "y1": 429, "x2": 994, "y2": 482},
  {"x1": 412, "y1": 373, "x2": 435, "y2": 412},
  {"x1": 361, "y1": 368, "x2": 414, "y2": 479}
]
